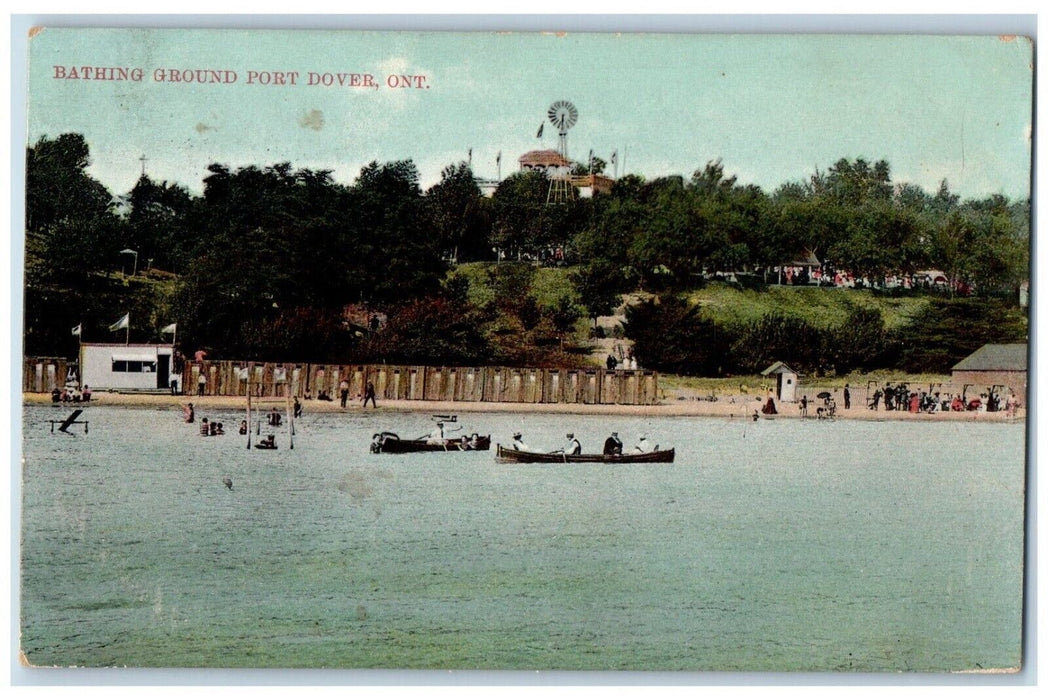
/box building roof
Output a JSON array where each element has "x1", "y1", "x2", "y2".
[
  {"x1": 519, "y1": 149, "x2": 572, "y2": 167},
  {"x1": 570, "y1": 173, "x2": 616, "y2": 194},
  {"x1": 952, "y1": 343, "x2": 1028, "y2": 372},
  {"x1": 788, "y1": 250, "x2": 821, "y2": 267},
  {"x1": 761, "y1": 361, "x2": 797, "y2": 376}
]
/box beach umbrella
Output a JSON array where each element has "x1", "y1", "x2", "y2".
[{"x1": 816, "y1": 391, "x2": 832, "y2": 399}]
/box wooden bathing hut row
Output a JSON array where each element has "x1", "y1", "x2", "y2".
[
  {"x1": 23, "y1": 357, "x2": 74, "y2": 393},
  {"x1": 172, "y1": 361, "x2": 660, "y2": 405}
]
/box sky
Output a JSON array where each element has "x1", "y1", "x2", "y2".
[{"x1": 23, "y1": 27, "x2": 1035, "y2": 201}]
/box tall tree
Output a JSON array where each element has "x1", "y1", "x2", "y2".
[
  {"x1": 26, "y1": 133, "x2": 123, "y2": 282},
  {"x1": 425, "y1": 162, "x2": 490, "y2": 263}
]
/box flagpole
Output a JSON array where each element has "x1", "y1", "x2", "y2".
[{"x1": 126, "y1": 313, "x2": 130, "y2": 345}]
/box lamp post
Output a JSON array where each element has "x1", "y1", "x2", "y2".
[{"x1": 120, "y1": 248, "x2": 138, "y2": 277}]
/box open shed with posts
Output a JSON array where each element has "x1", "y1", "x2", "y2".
[{"x1": 761, "y1": 361, "x2": 800, "y2": 403}]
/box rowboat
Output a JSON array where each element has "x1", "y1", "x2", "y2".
[
  {"x1": 495, "y1": 444, "x2": 675, "y2": 464},
  {"x1": 371, "y1": 431, "x2": 491, "y2": 453}
]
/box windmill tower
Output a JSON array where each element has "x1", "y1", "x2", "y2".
[{"x1": 546, "y1": 100, "x2": 577, "y2": 204}]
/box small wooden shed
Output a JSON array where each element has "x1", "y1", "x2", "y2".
[{"x1": 761, "y1": 361, "x2": 800, "y2": 403}]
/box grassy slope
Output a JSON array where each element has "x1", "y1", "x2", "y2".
[
  {"x1": 452, "y1": 262, "x2": 575, "y2": 309},
  {"x1": 687, "y1": 284, "x2": 930, "y2": 330},
  {"x1": 454, "y1": 263, "x2": 931, "y2": 330}
]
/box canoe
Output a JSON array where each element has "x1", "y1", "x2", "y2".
[
  {"x1": 371, "y1": 432, "x2": 491, "y2": 454},
  {"x1": 495, "y1": 444, "x2": 675, "y2": 464}
]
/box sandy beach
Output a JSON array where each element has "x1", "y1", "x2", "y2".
[{"x1": 23, "y1": 391, "x2": 1024, "y2": 423}]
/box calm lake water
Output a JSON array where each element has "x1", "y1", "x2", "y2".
[{"x1": 19, "y1": 404, "x2": 1025, "y2": 671}]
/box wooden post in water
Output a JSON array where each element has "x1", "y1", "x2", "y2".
[
  {"x1": 246, "y1": 369, "x2": 252, "y2": 450},
  {"x1": 286, "y1": 382, "x2": 294, "y2": 450}
]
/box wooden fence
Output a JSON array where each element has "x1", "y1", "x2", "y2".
[{"x1": 23, "y1": 357, "x2": 659, "y2": 405}]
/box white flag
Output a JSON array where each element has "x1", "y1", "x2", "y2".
[
  {"x1": 161, "y1": 322, "x2": 177, "y2": 334},
  {"x1": 108, "y1": 313, "x2": 129, "y2": 331},
  {"x1": 71, "y1": 323, "x2": 81, "y2": 336}
]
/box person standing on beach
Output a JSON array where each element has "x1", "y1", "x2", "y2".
[
  {"x1": 339, "y1": 378, "x2": 350, "y2": 408},
  {"x1": 197, "y1": 370, "x2": 207, "y2": 396},
  {"x1": 843, "y1": 384, "x2": 851, "y2": 410},
  {"x1": 363, "y1": 381, "x2": 377, "y2": 408}
]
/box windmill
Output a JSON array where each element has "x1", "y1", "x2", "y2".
[{"x1": 546, "y1": 100, "x2": 578, "y2": 204}]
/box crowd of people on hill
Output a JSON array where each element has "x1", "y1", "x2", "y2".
[{"x1": 772, "y1": 266, "x2": 971, "y2": 294}]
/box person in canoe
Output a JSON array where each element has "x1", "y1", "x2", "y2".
[
  {"x1": 634, "y1": 434, "x2": 656, "y2": 453},
  {"x1": 424, "y1": 421, "x2": 447, "y2": 444},
  {"x1": 603, "y1": 431, "x2": 623, "y2": 455},
  {"x1": 554, "y1": 433, "x2": 582, "y2": 456},
  {"x1": 512, "y1": 432, "x2": 533, "y2": 452}
]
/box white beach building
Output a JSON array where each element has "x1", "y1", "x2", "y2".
[{"x1": 80, "y1": 342, "x2": 175, "y2": 391}]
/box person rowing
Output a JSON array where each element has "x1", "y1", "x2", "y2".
[
  {"x1": 551, "y1": 433, "x2": 582, "y2": 455},
  {"x1": 422, "y1": 420, "x2": 461, "y2": 444},
  {"x1": 423, "y1": 421, "x2": 446, "y2": 445}
]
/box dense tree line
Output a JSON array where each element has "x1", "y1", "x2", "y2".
[
  {"x1": 25, "y1": 133, "x2": 1029, "y2": 372},
  {"x1": 624, "y1": 296, "x2": 1027, "y2": 377},
  {"x1": 575, "y1": 158, "x2": 1029, "y2": 305}
]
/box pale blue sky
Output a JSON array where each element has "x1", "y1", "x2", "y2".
[{"x1": 26, "y1": 28, "x2": 1033, "y2": 200}]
